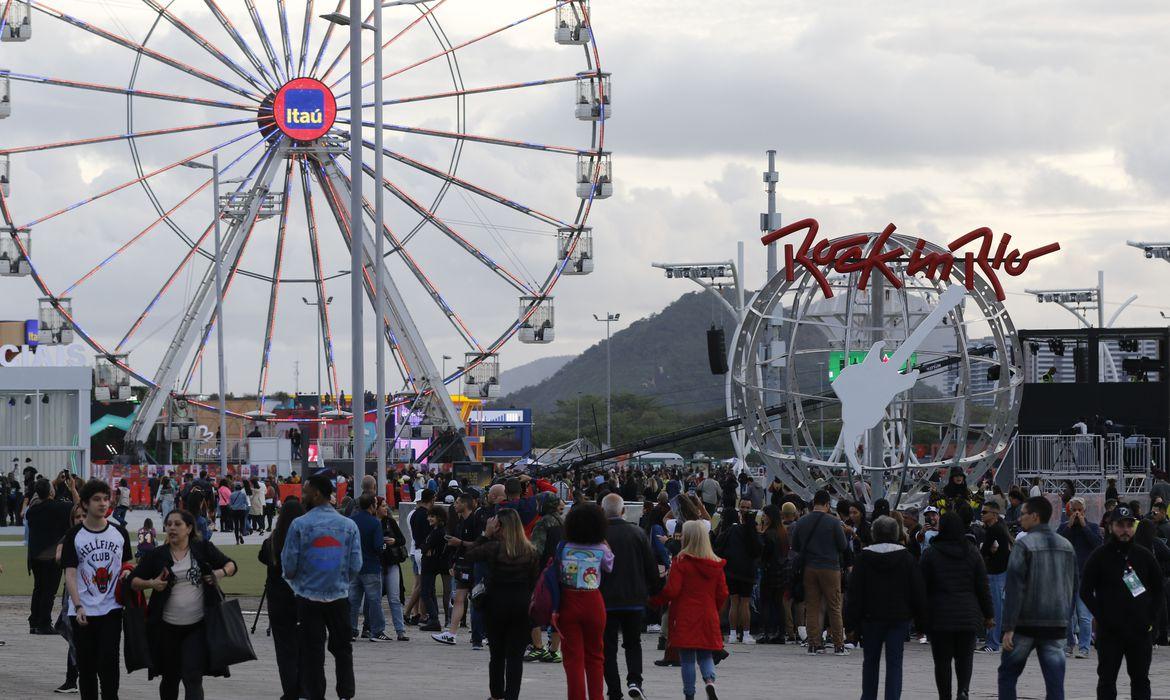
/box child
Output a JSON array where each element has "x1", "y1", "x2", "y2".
[{"x1": 136, "y1": 518, "x2": 156, "y2": 559}]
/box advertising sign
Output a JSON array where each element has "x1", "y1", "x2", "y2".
[{"x1": 272, "y1": 78, "x2": 337, "y2": 142}]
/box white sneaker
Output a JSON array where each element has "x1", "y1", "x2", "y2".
[
  {"x1": 741, "y1": 632, "x2": 756, "y2": 645},
  {"x1": 918, "y1": 635, "x2": 929, "y2": 645},
  {"x1": 431, "y1": 632, "x2": 456, "y2": 646},
  {"x1": 646, "y1": 624, "x2": 661, "y2": 634},
  {"x1": 726, "y1": 633, "x2": 737, "y2": 645},
  {"x1": 797, "y1": 625, "x2": 807, "y2": 643}
]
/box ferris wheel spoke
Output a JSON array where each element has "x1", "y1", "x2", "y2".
[
  {"x1": 341, "y1": 3, "x2": 563, "y2": 98},
  {"x1": 19, "y1": 128, "x2": 262, "y2": 229},
  {"x1": 256, "y1": 160, "x2": 296, "y2": 402},
  {"x1": 296, "y1": 0, "x2": 315, "y2": 77},
  {"x1": 31, "y1": 2, "x2": 263, "y2": 102},
  {"x1": 0, "y1": 118, "x2": 255, "y2": 156},
  {"x1": 0, "y1": 71, "x2": 257, "y2": 112},
  {"x1": 339, "y1": 152, "x2": 537, "y2": 296},
  {"x1": 310, "y1": 159, "x2": 416, "y2": 390},
  {"x1": 326, "y1": 0, "x2": 450, "y2": 90},
  {"x1": 244, "y1": 0, "x2": 288, "y2": 85},
  {"x1": 337, "y1": 167, "x2": 484, "y2": 352},
  {"x1": 317, "y1": 5, "x2": 376, "y2": 85},
  {"x1": 308, "y1": 0, "x2": 344, "y2": 78},
  {"x1": 114, "y1": 146, "x2": 274, "y2": 353},
  {"x1": 344, "y1": 118, "x2": 592, "y2": 157},
  {"x1": 348, "y1": 74, "x2": 580, "y2": 109},
  {"x1": 352, "y1": 136, "x2": 570, "y2": 228},
  {"x1": 299, "y1": 159, "x2": 341, "y2": 397},
  {"x1": 203, "y1": 0, "x2": 280, "y2": 91},
  {"x1": 139, "y1": 0, "x2": 273, "y2": 97},
  {"x1": 277, "y1": 0, "x2": 295, "y2": 81}
]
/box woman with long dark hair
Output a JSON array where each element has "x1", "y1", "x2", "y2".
[
  {"x1": 715, "y1": 506, "x2": 761, "y2": 644},
  {"x1": 557, "y1": 502, "x2": 614, "y2": 700},
  {"x1": 758, "y1": 504, "x2": 789, "y2": 644},
  {"x1": 260, "y1": 496, "x2": 306, "y2": 700},
  {"x1": 375, "y1": 496, "x2": 410, "y2": 640},
  {"x1": 465, "y1": 509, "x2": 539, "y2": 700},
  {"x1": 130, "y1": 509, "x2": 238, "y2": 700}
]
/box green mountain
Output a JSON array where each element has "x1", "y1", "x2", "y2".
[{"x1": 494, "y1": 290, "x2": 739, "y2": 419}]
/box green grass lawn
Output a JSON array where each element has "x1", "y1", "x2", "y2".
[
  {"x1": 0, "y1": 545, "x2": 268, "y2": 597},
  {"x1": 1, "y1": 545, "x2": 420, "y2": 598}
]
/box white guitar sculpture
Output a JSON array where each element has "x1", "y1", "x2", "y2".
[{"x1": 831, "y1": 284, "x2": 968, "y2": 474}]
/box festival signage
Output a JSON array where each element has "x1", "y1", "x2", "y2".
[
  {"x1": 761, "y1": 218, "x2": 1060, "y2": 301},
  {"x1": 272, "y1": 77, "x2": 337, "y2": 142}
]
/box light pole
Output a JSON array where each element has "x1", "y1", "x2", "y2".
[
  {"x1": 181, "y1": 157, "x2": 232, "y2": 474},
  {"x1": 301, "y1": 296, "x2": 333, "y2": 409},
  {"x1": 442, "y1": 355, "x2": 452, "y2": 377},
  {"x1": 593, "y1": 312, "x2": 620, "y2": 447},
  {"x1": 576, "y1": 391, "x2": 582, "y2": 440}
]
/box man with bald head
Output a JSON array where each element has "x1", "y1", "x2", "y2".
[{"x1": 600, "y1": 493, "x2": 661, "y2": 700}]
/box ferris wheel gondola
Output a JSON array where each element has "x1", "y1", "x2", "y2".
[{"x1": 0, "y1": 0, "x2": 610, "y2": 450}]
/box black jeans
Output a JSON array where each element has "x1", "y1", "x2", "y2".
[
  {"x1": 604, "y1": 609, "x2": 644, "y2": 699},
  {"x1": 269, "y1": 583, "x2": 300, "y2": 700},
  {"x1": 1096, "y1": 628, "x2": 1152, "y2": 700},
  {"x1": 72, "y1": 610, "x2": 122, "y2": 700},
  {"x1": 929, "y1": 629, "x2": 976, "y2": 700},
  {"x1": 296, "y1": 596, "x2": 354, "y2": 700},
  {"x1": 158, "y1": 620, "x2": 207, "y2": 700},
  {"x1": 29, "y1": 558, "x2": 62, "y2": 630},
  {"x1": 484, "y1": 590, "x2": 531, "y2": 700}
]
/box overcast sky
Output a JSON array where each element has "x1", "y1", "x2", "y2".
[{"x1": 2, "y1": 0, "x2": 1169, "y2": 398}]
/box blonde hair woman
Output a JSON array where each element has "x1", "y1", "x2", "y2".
[
  {"x1": 465, "y1": 509, "x2": 539, "y2": 700},
  {"x1": 650, "y1": 520, "x2": 728, "y2": 700}
]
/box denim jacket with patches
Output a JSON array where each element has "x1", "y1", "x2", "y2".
[{"x1": 281, "y1": 504, "x2": 363, "y2": 602}]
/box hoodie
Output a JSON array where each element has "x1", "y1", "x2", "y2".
[
  {"x1": 844, "y1": 543, "x2": 926, "y2": 631},
  {"x1": 649, "y1": 554, "x2": 728, "y2": 650},
  {"x1": 920, "y1": 537, "x2": 995, "y2": 632}
]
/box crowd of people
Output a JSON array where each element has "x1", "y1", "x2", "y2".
[{"x1": 9, "y1": 460, "x2": 1170, "y2": 699}]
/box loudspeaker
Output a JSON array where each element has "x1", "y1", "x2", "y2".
[
  {"x1": 707, "y1": 326, "x2": 728, "y2": 375},
  {"x1": 1073, "y1": 346, "x2": 1089, "y2": 383}
]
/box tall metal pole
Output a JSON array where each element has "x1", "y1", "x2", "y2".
[
  {"x1": 1097, "y1": 270, "x2": 1106, "y2": 329},
  {"x1": 212, "y1": 154, "x2": 228, "y2": 475},
  {"x1": 605, "y1": 317, "x2": 612, "y2": 447},
  {"x1": 348, "y1": 0, "x2": 367, "y2": 479},
  {"x1": 763, "y1": 150, "x2": 779, "y2": 280},
  {"x1": 373, "y1": 0, "x2": 387, "y2": 497}
]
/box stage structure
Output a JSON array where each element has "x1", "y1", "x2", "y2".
[
  {"x1": 0, "y1": 1, "x2": 609, "y2": 461},
  {"x1": 730, "y1": 218, "x2": 1060, "y2": 503}
]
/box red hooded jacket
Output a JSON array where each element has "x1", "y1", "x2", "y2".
[{"x1": 649, "y1": 554, "x2": 728, "y2": 650}]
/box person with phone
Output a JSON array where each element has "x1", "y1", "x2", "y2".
[{"x1": 130, "y1": 509, "x2": 237, "y2": 699}]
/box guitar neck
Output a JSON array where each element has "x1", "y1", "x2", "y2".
[{"x1": 888, "y1": 285, "x2": 966, "y2": 369}]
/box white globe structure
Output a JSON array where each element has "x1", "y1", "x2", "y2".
[{"x1": 730, "y1": 232, "x2": 1023, "y2": 505}]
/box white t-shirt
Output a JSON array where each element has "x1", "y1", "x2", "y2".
[
  {"x1": 163, "y1": 551, "x2": 205, "y2": 625},
  {"x1": 665, "y1": 518, "x2": 711, "y2": 537},
  {"x1": 60, "y1": 522, "x2": 132, "y2": 617}
]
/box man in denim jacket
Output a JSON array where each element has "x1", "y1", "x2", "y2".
[
  {"x1": 998, "y1": 495, "x2": 1077, "y2": 700},
  {"x1": 282, "y1": 475, "x2": 363, "y2": 700}
]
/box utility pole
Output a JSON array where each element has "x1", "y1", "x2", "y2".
[
  {"x1": 294, "y1": 360, "x2": 300, "y2": 395},
  {"x1": 762, "y1": 150, "x2": 780, "y2": 280},
  {"x1": 593, "y1": 312, "x2": 620, "y2": 447},
  {"x1": 348, "y1": 0, "x2": 366, "y2": 481},
  {"x1": 373, "y1": 0, "x2": 387, "y2": 497}
]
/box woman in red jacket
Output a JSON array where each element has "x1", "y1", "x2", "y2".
[{"x1": 650, "y1": 519, "x2": 727, "y2": 700}]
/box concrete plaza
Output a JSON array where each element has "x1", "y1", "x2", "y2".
[{"x1": 0, "y1": 596, "x2": 1164, "y2": 699}]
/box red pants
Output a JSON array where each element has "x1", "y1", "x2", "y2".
[{"x1": 559, "y1": 589, "x2": 607, "y2": 700}]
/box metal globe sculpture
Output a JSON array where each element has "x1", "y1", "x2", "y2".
[{"x1": 731, "y1": 230, "x2": 1024, "y2": 505}]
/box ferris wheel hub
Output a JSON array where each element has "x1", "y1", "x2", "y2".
[{"x1": 265, "y1": 78, "x2": 338, "y2": 143}]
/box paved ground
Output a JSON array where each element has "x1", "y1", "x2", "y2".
[{"x1": 0, "y1": 596, "x2": 1165, "y2": 699}]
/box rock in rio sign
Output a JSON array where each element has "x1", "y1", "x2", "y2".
[
  {"x1": 272, "y1": 78, "x2": 337, "y2": 142},
  {"x1": 761, "y1": 218, "x2": 1061, "y2": 301}
]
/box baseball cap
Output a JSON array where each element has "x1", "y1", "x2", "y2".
[
  {"x1": 448, "y1": 479, "x2": 459, "y2": 488},
  {"x1": 1109, "y1": 505, "x2": 1137, "y2": 522},
  {"x1": 923, "y1": 506, "x2": 940, "y2": 515}
]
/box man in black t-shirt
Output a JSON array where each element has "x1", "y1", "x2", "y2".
[
  {"x1": 980, "y1": 500, "x2": 1013, "y2": 653},
  {"x1": 61, "y1": 479, "x2": 132, "y2": 700}
]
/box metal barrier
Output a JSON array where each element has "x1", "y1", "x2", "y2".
[{"x1": 1012, "y1": 433, "x2": 1160, "y2": 495}]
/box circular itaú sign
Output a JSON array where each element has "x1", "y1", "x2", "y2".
[{"x1": 272, "y1": 78, "x2": 338, "y2": 142}]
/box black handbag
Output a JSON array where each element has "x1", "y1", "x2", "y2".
[
  {"x1": 122, "y1": 592, "x2": 152, "y2": 674},
  {"x1": 204, "y1": 585, "x2": 257, "y2": 669}
]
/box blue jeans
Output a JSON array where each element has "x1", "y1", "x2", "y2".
[
  {"x1": 1067, "y1": 596, "x2": 1092, "y2": 653},
  {"x1": 678, "y1": 649, "x2": 716, "y2": 697},
  {"x1": 997, "y1": 633, "x2": 1065, "y2": 700},
  {"x1": 987, "y1": 572, "x2": 1006, "y2": 650},
  {"x1": 348, "y1": 572, "x2": 385, "y2": 637},
  {"x1": 382, "y1": 564, "x2": 406, "y2": 635},
  {"x1": 860, "y1": 620, "x2": 909, "y2": 700}
]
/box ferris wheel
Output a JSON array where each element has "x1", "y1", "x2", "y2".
[{"x1": 0, "y1": 0, "x2": 610, "y2": 449}]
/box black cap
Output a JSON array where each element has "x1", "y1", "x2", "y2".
[{"x1": 1109, "y1": 505, "x2": 1137, "y2": 522}]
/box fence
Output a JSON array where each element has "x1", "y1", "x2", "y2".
[{"x1": 1011, "y1": 433, "x2": 1162, "y2": 495}]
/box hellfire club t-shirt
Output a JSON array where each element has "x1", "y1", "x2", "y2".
[{"x1": 60, "y1": 522, "x2": 133, "y2": 617}]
